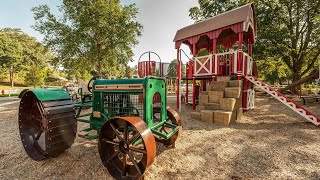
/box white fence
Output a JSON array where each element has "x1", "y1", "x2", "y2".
[{"x1": 193, "y1": 50, "x2": 253, "y2": 77}]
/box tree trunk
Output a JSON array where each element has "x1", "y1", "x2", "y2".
[
  {"x1": 97, "y1": 43, "x2": 102, "y2": 77},
  {"x1": 10, "y1": 66, "x2": 14, "y2": 88},
  {"x1": 291, "y1": 71, "x2": 301, "y2": 94}
]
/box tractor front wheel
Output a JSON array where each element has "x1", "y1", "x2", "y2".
[
  {"x1": 153, "y1": 107, "x2": 182, "y2": 147},
  {"x1": 98, "y1": 116, "x2": 156, "y2": 179}
]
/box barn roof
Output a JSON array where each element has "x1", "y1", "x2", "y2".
[{"x1": 173, "y1": 3, "x2": 256, "y2": 42}]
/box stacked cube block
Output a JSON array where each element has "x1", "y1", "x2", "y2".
[{"x1": 191, "y1": 77, "x2": 243, "y2": 125}]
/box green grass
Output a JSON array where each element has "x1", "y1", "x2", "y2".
[
  {"x1": 0, "y1": 94, "x2": 19, "y2": 97},
  {"x1": 0, "y1": 83, "x2": 63, "y2": 90},
  {"x1": 0, "y1": 85, "x2": 32, "y2": 90}
]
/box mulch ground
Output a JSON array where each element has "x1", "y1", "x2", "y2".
[{"x1": 1, "y1": 95, "x2": 320, "y2": 179}]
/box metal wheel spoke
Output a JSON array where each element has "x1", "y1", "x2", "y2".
[
  {"x1": 124, "y1": 121, "x2": 128, "y2": 142},
  {"x1": 102, "y1": 138, "x2": 119, "y2": 146},
  {"x1": 128, "y1": 152, "x2": 142, "y2": 175},
  {"x1": 128, "y1": 132, "x2": 141, "y2": 145},
  {"x1": 107, "y1": 151, "x2": 120, "y2": 162},
  {"x1": 110, "y1": 122, "x2": 123, "y2": 141},
  {"x1": 122, "y1": 153, "x2": 127, "y2": 176},
  {"x1": 35, "y1": 130, "x2": 42, "y2": 141},
  {"x1": 161, "y1": 126, "x2": 169, "y2": 134},
  {"x1": 129, "y1": 147, "x2": 147, "y2": 154}
]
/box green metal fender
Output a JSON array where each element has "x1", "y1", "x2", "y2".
[
  {"x1": 23, "y1": 88, "x2": 71, "y2": 101},
  {"x1": 18, "y1": 88, "x2": 77, "y2": 160}
]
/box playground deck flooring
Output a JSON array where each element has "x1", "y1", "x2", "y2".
[{"x1": 1, "y1": 95, "x2": 320, "y2": 179}]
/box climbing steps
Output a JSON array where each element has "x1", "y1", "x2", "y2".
[
  {"x1": 245, "y1": 76, "x2": 320, "y2": 127},
  {"x1": 191, "y1": 77, "x2": 243, "y2": 125}
]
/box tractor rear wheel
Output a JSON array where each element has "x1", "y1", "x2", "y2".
[
  {"x1": 153, "y1": 107, "x2": 182, "y2": 146},
  {"x1": 19, "y1": 91, "x2": 77, "y2": 160},
  {"x1": 98, "y1": 116, "x2": 156, "y2": 180}
]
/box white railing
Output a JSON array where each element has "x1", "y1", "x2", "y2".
[
  {"x1": 193, "y1": 55, "x2": 213, "y2": 76},
  {"x1": 192, "y1": 50, "x2": 253, "y2": 77},
  {"x1": 247, "y1": 88, "x2": 255, "y2": 110},
  {"x1": 215, "y1": 51, "x2": 238, "y2": 76},
  {"x1": 242, "y1": 52, "x2": 253, "y2": 76}
]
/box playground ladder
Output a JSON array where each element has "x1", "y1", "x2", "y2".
[{"x1": 245, "y1": 76, "x2": 320, "y2": 127}]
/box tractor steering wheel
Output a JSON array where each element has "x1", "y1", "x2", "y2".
[{"x1": 87, "y1": 76, "x2": 99, "y2": 93}]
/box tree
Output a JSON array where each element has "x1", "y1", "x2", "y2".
[
  {"x1": 132, "y1": 65, "x2": 138, "y2": 76},
  {"x1": 32, "y1": 0, "x2": 142, "y2": 77},
  {"x1": 0, "y1": 28, "x2": 50, "y2": 87},
  {"x1": 167, "y1": 59, "x2": 186, "y2": 77},
  {"x1": 256, "y1": 56, "x2": 291, "y2": 84},
  {"x1": 197, "y1": 48, "x2": 209, "y2": 57},
  {"x1": 125, "y1": 65, "x2": 133, "y2": 78},
  {"x1": 189, "y1": 0, "x2": 320, "y2": 88},
  {"x1": 0, "y1": 31, "x2": 22, "y2": 87},
  {"x1": 25, "y1": 64, "x2": 45, "y2": 87}
]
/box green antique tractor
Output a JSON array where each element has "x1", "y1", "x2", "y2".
[{"x1": 18, "y1": 76, "x2": 182, "y2": 179}]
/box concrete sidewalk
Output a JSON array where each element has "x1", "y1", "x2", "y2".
[{"x1": 0, "y1": 97, "x2": 20, "y2": 111}]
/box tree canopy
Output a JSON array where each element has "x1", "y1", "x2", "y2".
[
  {"x1": 0, "y1": 28, "x2": 50, "y2": 87},
  {"x1": 189, "y1": 0, "x2": 320, "y2": 84},
  {"x1": 167, "y1": 59, "x2": 186, "y2": 78},
  {"x1": 32, "y1": 0, "x2": 142, "y2": 78}
]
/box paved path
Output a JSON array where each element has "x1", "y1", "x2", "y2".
[{"x1": 0, "y1": 97, "x2": 20, "y2": 111}]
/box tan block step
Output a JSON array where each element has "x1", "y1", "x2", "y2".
[
  {"x1": 196, "y1": 105, "x2": 206, "y2": 112},
  {"x1": 205, "y1": 103, "x2": 220, "y2": 110},
  {"x1": 236, "y1": 108, "x2": 243, "y2": 120},
  {"x1": 208, "y1": 91, "x2": 224, "y2": 103},
  {"x1": 235, "y1": 98, "x2": 242, "y2": 110},
  {"x1": 213, "y1": 110, "x2": 236, "y2": 125},
  {"x1": 217, "y1": 76, "x2": 231, "y2": 82},
  {"x1": 200, "y1": 110, "x2": 214, "y2": 123},
  {"x1": 191, "y1": 112, "x2": 201, "y2": 120},
  {"x1": 225, "y1": 87, "x2": 242, "y2": 98},
  {"x1": 229, "y1": 80, "x2": 243, "y2": 87},
  {"x1": 209, "y1": 81, "x2": 228, "y2": 91},
  {"x1": 199, "y1": 94, "x2": 209, "y2": 105},
  {"x1": 200, "y1": 91, "x2": 208, "y2": 95},
  {"x1": 220, "y1": 98, "x2": 236, "y2": 111}
]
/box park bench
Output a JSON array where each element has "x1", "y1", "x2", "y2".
[{"x1": 301, "y1": 95, "x2": 320, "y2": 105}]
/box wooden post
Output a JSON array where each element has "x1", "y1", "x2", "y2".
[
  {"x1": 212, "y1": 38, "x2": 217, "y2": 81},
  {"x1": 192, "y1": 77, "x2": 196, "y2": 110},
  {"x1": 192, "y1": 43, "x2": 196, "y2": 110},
  {"x1": 238, "y1": 32, "x2": 243, "y2": 79},
  {"x1": 248, "y1": 41, "x2": 252, "y2": 57},
  {"x1": 176, "y1": 48, "x2": 180, "y2": 109},
  {"x1": 186, "y1": 79, "x2": 188, "y2": 105}
]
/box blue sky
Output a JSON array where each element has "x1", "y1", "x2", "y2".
[{"x1": 0, "y1": 0, "x2": 198, "y2": 66}]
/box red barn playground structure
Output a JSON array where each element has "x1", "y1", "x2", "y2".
[{"x1": 174, "y1": 3, "x2": 320, "y2": 127}]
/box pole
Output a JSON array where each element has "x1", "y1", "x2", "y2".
[
  {"x1": 176, "y1": 49, "x2": 180, "y2": 109},
  {"x1": 179, "y1": 49, "x2": 182, "y2": 112},
  {"x1": 212, "y1": 38, "x2": 217, "y2": 81},
  {"x1": 192, "y1": 43, "x2": 196, "y2": 110}
]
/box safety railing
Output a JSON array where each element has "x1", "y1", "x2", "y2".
[
  {"x1": 191, "y1": 50, "x2": 253, "y2": 77},
  {"x1": 242, "y1": 52, "x2": 253, "y2": 76},
  {"x1": 193, "y1": 55, "x2": 213, "y2": 76},
  {"x1": 215, "y1": 51, "x2": 238, "y2": 76}
]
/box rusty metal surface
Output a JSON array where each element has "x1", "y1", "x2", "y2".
[
  {"x1": 98, "y1": 116, "x2": 156, "y2": 180},
  {"x1": 155, "y1": 107, "x2": 182, "y2": 146},
  {"x1": 18, "y1": 91, "x2": 77, "y2": 161}
]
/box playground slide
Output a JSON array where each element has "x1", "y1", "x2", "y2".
[
  {"x1": 245, "y1": 76, "x2": 320, "y2": 127},
  {"x1": 279, "y1": 69, "x2": 319, "y2": 93}
]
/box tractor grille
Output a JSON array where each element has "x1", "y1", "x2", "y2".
[{"x1": 103, "y1": 92, "x2": 144, "y2": 119}]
